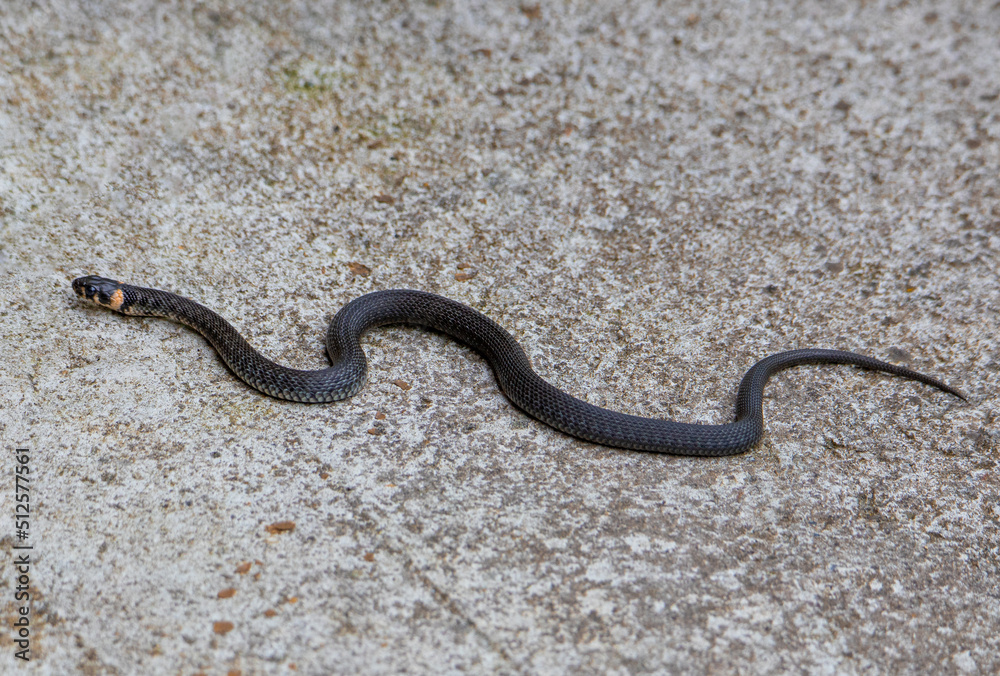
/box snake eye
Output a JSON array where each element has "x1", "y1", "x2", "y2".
[{"x1": 86, "y1": 285, "x2": 97, "y2": 297}]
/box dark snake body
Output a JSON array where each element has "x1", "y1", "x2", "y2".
[{"x1": 72, "y1": 276, "x2": 963, "y2": 456}]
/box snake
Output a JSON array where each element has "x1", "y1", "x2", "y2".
[{"x1": 72, "y1": 275, "x2": 964, "y2": 456}]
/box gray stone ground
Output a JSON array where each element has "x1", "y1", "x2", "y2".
[{"x1": 1, "y1": 1, "x2": 998, "y2": 673}]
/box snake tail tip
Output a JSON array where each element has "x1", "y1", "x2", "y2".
[{"x1": 939, "y1": 383, "x2": 968, "y2": 403}]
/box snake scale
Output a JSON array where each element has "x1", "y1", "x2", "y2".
[{"x1": 73, "y1": 275, "x2": 963, "y2": 456}]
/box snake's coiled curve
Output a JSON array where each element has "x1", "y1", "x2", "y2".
[{"x1": 73, "y1": 276, "x2": 963, "y2": 456}]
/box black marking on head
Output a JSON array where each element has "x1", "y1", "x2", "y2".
[{"x1": 72, "y1": 276, "x2": 126, "y2": 310}]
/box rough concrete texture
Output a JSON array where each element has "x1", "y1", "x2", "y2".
[{"x1": 1, "y1": 0, "x2": 998, "y2": 673}]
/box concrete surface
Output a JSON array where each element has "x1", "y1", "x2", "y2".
[{"x1": 1, "y1": 1, "x2": 998, "y2": 674}]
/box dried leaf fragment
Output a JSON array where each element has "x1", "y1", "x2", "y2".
[{"x1": 520, "y1": 4, "x2": 541, "y2": 19}]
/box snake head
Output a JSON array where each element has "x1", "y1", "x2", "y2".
[{"x1": 73, "y1": 276, "x2": 126, "y2": 311}]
